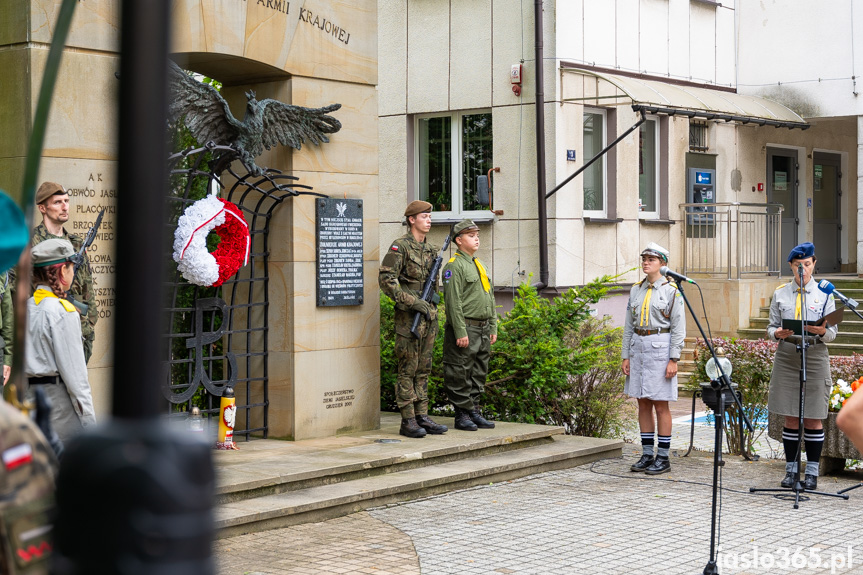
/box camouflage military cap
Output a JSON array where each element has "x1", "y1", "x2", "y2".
[
  {"x1": 404, "y1": 200, "x2": 433, "y2": 217},
  {"x1": 35, "y1": 181, "x2": 67, "y2": 205},
  {"x1": 32, "y1": 238, "x2": 75, "y2": 268},
  {"x1": 640, "y1": 242, "x2": 669, "y2": 262},
  {"x1": 451, "y1": 219, "x2": 479, "y2": 240}
]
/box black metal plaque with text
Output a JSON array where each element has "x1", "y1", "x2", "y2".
[{"x1": 316, "y1": 198, "x2": 364, "y2": 306}]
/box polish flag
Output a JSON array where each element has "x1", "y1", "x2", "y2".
[{"x1": 2, "y1": 443, "x2": 33, "y2": 470}]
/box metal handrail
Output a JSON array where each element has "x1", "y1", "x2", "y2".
[{"x1": 679, "y1": 202, "x2": 784, "y2": 279}]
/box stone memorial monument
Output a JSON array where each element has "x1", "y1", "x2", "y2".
[{"x1": 0, "y1": 0, "x2": 380, "y2": 440}]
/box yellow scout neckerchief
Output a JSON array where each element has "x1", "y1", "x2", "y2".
[
  {"x1": 452, "y1": 253, "x2": 491, "y2": 293},
  {"x1": 639, "y1": 283, "x2": 653, "y2": 327},
  {"x1": 34, "y1": 288, "x2": 76, "y2": 312}
]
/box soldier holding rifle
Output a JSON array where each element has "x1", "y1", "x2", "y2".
[
  {"x1": 32, "y1": 182, "x2": 99, "y2": 363},
  {"x1": 379, "y1": 200, "x2": 448, "y2": 438}
]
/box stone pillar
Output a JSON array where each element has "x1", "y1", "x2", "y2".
[
  {"x1": 3, "y1": 0, "x2": 380, "y2": 441},
  {"x1": 857, "y1": 115, "x2": 863, "y2": 276},
  {"x1": 0, "y1": 2, "x2": 120, "y2": 414}
]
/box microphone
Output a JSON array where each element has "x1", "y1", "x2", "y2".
[
  {"x1": 817, "y1": 280, "x2": 859, "y2": 310},
  {"x1": 660, "y1": 266, "x2": 697, "y2": 285}
]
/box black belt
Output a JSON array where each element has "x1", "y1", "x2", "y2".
[
  {"x1": 464, "y1": 318, "x2": 490, "y2": 327},
  {"x1": 634, "y1": 328, "x2": 670, "y2": 336},
  {"x1": 29, "y1": 375, "x2": 62, "y2": 385}
]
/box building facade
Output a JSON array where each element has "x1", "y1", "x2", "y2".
[{"x1": 378, "y1": 0, "x2": 858, "y2": 334}]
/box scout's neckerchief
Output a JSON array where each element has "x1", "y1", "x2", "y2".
[
  {"x1": 454, "y1": 252, "x2": 491, "y2": 293},
  {"x1": 34, "y1": 288, "x2": 77, "y2": 313}
]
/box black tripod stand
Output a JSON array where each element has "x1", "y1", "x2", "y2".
[
  {"x1": 749, "y1": 265, "x2": 849, "y2": 508},
  {"x1": 674, "y1": 281, "x2": 753, "y2": 575}
]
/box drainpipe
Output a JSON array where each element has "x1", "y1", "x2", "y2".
[{"x1": 534, "y1": 0, "x2": 549, "y2": 290}]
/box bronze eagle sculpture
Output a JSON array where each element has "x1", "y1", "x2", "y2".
[{"x1": 167, "y1": 60, "x2": 342, "y2": 175}]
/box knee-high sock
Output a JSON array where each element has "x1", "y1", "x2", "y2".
[
  {"x1": 783, "y1": 427, "x2": 801, "y2": 473},
  {"x1": 657, "y1": 435, "x2": 671, "y2": 458},
  {"x1": 804, "y1": 428, "x2": 825, "y2": 476},
  {"x1": 641, "y1": 431, "x2": 655, "y2": 457}
]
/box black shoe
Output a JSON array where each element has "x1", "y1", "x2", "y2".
[
  {"x1": 645, "y1": 456, "x2": 671, "y2": 475},
  {"x1": 399, "y1": 417, "x2": 427, "y2": 438},
  {"x1": 803, "y1": 474, "x2": 818, "y2": 491},
  {"x1": 469, "y1": 409, "x2": 495, "y2": 429},
  {"x1": 630, "y1": 454, "x2": 654, "y2": 472},
  {"x1": 454, "y1": 408, "x2": 478, "y2": 431},
  {"x1": 416, "y1": 414, "x2": 448, "y2": 434},
  {"x1": 780, "y1": 472, "x2": 796, "y2": 489}
]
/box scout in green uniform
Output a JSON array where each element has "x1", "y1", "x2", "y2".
[
  {"x1": 32, "y1": 182, "x2": 99, "y2": 364},
  {"x1": 0, "y1": 271, "x2": 12, "y2": 386},
  {"x1": 379, "y1": 200, "x2": 448, "y2": 438},
  {"x1": 442, "y1": 219, "x2": 497, "y2": 431}
]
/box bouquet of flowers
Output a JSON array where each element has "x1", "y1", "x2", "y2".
[{"x1": 829, "y1": 377, "x2": 863, "y2": 412}]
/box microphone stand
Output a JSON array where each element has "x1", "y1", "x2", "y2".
[
  {"x1": 749, "y1": 264, "x2": 848, "y2": 508},
  {"x1": 672, "y1": 280, "x2": 753, "y2": 575}
]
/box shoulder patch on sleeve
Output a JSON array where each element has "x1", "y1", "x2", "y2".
[
  {"x1": 59, "y1": 298, "x2": 76, "y2": 313},
  {"x1": 390, "y1": 245, "x2": 399, "y2": 251},
  {"x1": 444, "y1": 269, "x2": 452, "y2": 280}
]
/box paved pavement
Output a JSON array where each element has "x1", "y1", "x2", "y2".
[{"x1": 215, "y1": 437, "x2": 863, "y2": 574}]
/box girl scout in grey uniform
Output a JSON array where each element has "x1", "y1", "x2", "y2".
[
  {"x1": 767, "y1": 242, "x2": 836, "y2": 491},
  {"x1": 621, "y1": 243, "x2": 685, "y2": 475},
  {"x1": 25, "y1": 239, "x2": 96, "y2": 443}
]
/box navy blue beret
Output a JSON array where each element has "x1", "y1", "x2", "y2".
[{"x1": 787, "y1": 242, "x2": 815, "y2": 262}]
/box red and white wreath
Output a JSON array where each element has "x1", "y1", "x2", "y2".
[{"x1": 172, "y1": 193, "x2": 250, "y2": 287}]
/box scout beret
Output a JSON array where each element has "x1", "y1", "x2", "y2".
[
  {"x1": 32, "y1": 238, "x2": 75, "y2": 268},
  {"x1": 640, "y1": 242, "x2": 669, "y2": 262},
  {"x1": 0, "y1": 190, "x2": 29, "y2": 273},
  {"x1": 451, "y1": 219, "x2": 479, "y2": 240},
  {"x1": 787, "y1": 241, "x2": 815, "y2": 262},
  {"x1": 404, "y1": 200, "x2": 433, "y2": 217},
  {"x1": 35, "y1": 181, "x2": 67, "y2": 205}
]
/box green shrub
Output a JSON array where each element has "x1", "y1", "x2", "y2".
[
  {"x1": 379, "y1": 275, "x2": 634, "y2": 439},
  {"x1": 691, "y1": 337, "x2": 775, "y2": 454}
]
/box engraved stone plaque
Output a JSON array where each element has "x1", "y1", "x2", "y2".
[{"x1": 316, "y1": 198, "x2": 363, "y2": 306}]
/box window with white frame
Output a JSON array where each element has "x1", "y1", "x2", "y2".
[
  {"x1": 416, "y1": 110, "x2": 493, "y2": 219},
  {"x1": 582, "y1": 108, "x2": 606, "y2": 216},
  {"x1": 638, "y1": 116, "x2": 659, "y2": 217}
]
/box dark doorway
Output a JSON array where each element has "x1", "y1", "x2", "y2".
[
  {"x1": 767, "y1": 148, "x2": 798, "y2": 275},
  {"x1": 813, "y1": 152, "x2": 841, "y2": 274}
]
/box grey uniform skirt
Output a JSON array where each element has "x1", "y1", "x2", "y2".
[
  {"x1": 625, "y1": 333, "x2": 678, "y2": 402},
  {"x1": 767, "y1": 340, "x2": 831, "y2": 419}
]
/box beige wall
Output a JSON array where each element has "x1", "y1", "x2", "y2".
[{"x1": 1, "y1": 0, "x2": 379, "y2": 440}]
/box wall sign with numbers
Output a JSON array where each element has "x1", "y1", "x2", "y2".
[{"x1": 316, "y1": 198, "x2": 364, "y2": 306}]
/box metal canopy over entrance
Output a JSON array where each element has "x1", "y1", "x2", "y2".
[{"x1": 563, "y1": 67, "x2": 810, "y2": 130}]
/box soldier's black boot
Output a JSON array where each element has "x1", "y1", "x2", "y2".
[
  {"x1": 644, "y1": 455, "x2": 671, "y2": 475},
  {"x1": 399, "y1": 417, "x2": 427, "y2": 438},
  {"x1": 630, "y1": 454, "x2": 654, "y2": 472},
  {"x1": 416, "y1": 414, "x2": 448, "y2": 434},
  {"x1": 469, "y1": 409, "x2": 495, "y2": 429},
  {"x1": 454, "y1": 408, "x2": 478, "y2": 431}
]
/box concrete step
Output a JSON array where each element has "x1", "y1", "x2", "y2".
[
  {"x1": 215, "y1": 434, "x2": 622, "y2": 538},
  {"x1": 749, "y1": 316, "x2": 863, "y2": 333}
]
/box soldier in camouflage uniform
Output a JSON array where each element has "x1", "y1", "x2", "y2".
[
  {"x1": 379, "y1": 200, "x2": 448, "y2": 438},
  {"x1": 32, "y1": 182, "x2": 98, "y2": 364},
  {"x1": 0, "y1": 399, "x2": 58, "y2": 575},
  {"x1": 1, "y1": 271, "x2": 12, "y2": 386}
]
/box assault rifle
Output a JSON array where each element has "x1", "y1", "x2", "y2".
[
  {"x1": 410, "y1": 234, "x2": 451, "y2": 339},
  {"x1": 66, "y1": 208, "x2": 104, "y2": 316}
]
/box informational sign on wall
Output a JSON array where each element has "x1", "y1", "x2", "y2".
[{"x1": 316, "y1": 198, "x2": 364, "y2": 307}]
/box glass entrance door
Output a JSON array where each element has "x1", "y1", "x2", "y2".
[
  {"x1": 813, "y1": 152, "x2": 841, "y2": 273},
  {"x1": 767, "y1": 148, "x2": 798, "y2": 275}
]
